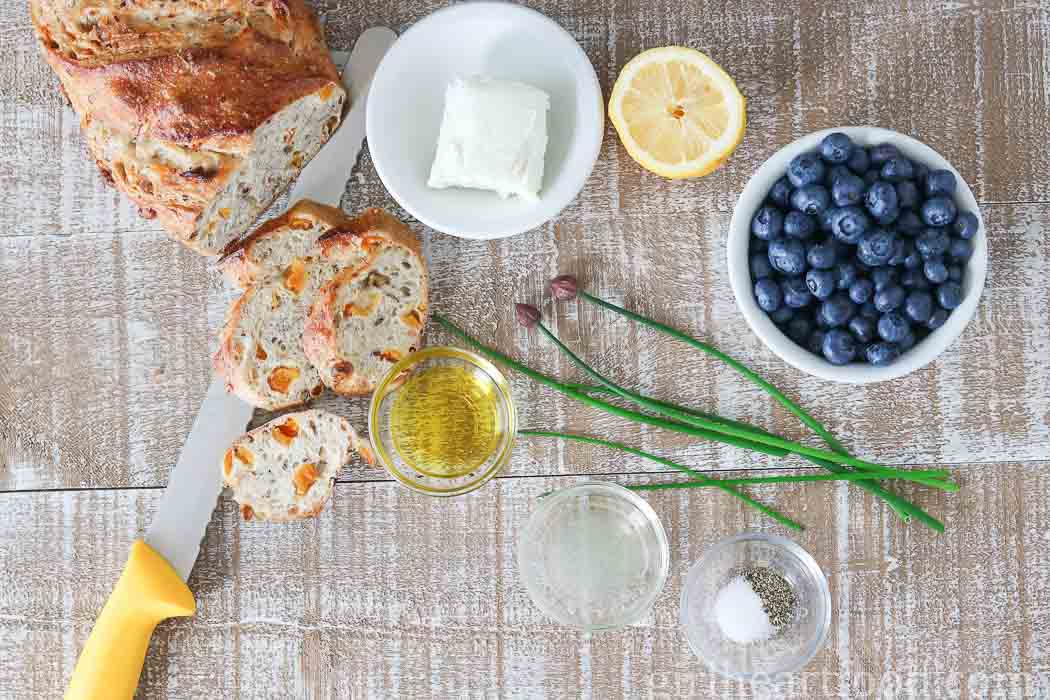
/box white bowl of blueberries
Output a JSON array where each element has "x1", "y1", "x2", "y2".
[{"x1": 727, "y1": 127, "x2": 987, "y2": 383}]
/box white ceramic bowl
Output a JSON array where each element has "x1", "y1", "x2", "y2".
[
  {"x1": 366, "y1": 2, "x2": 604, "y2": 240},
  {"x1": 727, "y1": 127, "x2": 988, "y2": 383}
]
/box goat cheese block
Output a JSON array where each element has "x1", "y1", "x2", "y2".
[{"x1": 427, "y1": 77, "x2": 550, "y2": 200}]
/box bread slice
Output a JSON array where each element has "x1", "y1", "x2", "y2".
[
  {"x1": 30, "y1": 0, "x2": 345, "y2": 255},
  {"x1": 222, "y1": 410, "x2": 372, "y2": 521},
  {"x1": 213, "y1": 203, "x2": 426, "y2": 409},
  {"x1": 304, "y1": 237, "x2": 429, "y2": 397}
]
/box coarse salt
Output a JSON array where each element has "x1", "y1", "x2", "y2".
[{"x1": 714, "y1": 575, "x2": 776, "y2": 644}]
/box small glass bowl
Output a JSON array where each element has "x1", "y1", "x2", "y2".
[
  {"x1": 680, "y1": 533, "x2": 831, "y2": 681},
  {"x1": 517, "y1": 482, "x2": 670, "y2": 636},
  {"x1": 368, "y1": 346, "x2": 516, "y2": 496}
]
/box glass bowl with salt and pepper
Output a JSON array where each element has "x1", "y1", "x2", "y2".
[{"x1": 679, "y1": 533, "x2": 831, "y2": 681}]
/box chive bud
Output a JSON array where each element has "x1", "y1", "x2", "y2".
[
  {"x1": 515, "y1": 303, "x2": 541, "y2": 328},
  {"x1": 550, "y1": 274, "x2": 579, "y2": 301}
]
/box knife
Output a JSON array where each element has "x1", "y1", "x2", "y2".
[{"x1": 65, "y1": 27, "x2": 397, "y2": 700}]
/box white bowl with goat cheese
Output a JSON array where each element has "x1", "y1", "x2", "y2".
[{"x1": 366, "y1": 2, "x2": 604, "y2": 240}]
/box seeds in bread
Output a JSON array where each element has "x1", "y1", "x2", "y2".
[
  {"x1": 222, "y1": 410, "x2": 372, "y2": 521},
  {"x1": 304, "y1": 240, "x2": 429, "y2": 396}
]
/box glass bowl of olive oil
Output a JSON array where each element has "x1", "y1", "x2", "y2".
[{"x1": 369, "y1": 346, "x2": 516, "y2": 496}]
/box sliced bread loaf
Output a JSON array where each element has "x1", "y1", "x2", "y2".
[
  {"x1": 213, "y1": 202, "x2": 427, "y2": 409},
  {"x1": 222, "y1": 410, "x2": 373, "y2": 521},
  {"x1": 304, "y1": 238, "x2": 429, "y2": 397}
]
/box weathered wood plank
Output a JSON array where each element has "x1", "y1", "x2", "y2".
[
  {"x1": 0, "y1": 463, "x2": 1044, "y2": 699},
  {"x1": 3, "y1": 203, "x2": 1048, "y2": 489}
]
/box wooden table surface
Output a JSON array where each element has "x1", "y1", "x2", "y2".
[{"x1": 3, "y1": 0, "x2": 1050, "y2": 697}]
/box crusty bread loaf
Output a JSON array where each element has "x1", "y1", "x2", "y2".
[
  {"x1": 213, "y1": 201, "x2": 428, "y2": 409},
  {"x1": 304, "y1": 237, "x2": 429, "y2": 396},
  {"x1": 222, "y1": 410, "x2": 373, "y2": 521},
  {"x1": 30, "y1": 0, "x2": 345, "y2": 255}
]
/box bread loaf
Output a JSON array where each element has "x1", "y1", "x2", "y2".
[
  {"x1": 213, "y1": 201, "x2": 428, "y2": 410},
  {"x1": 222, "y1": 409, "x2": 373, "y2": 521},
  {"x1": 30, "y1": 0, "x2": 346, "y2": 255}
]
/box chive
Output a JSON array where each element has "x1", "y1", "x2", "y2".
[
  {"x1": 630, "y1": 475, "x2": 958, "y2": 493},
  {"x1": 434, "y1": 313, "x2": 944, "y2": 533},
  {"x1": 518, "y1": 429, "x2": 804, "y2": 530},
  {"x1": 518, "y1": 430, "x2": 956, "y2": 489},
  {"x1": 576, "y1": 292, "x2": 944, "y2": 532}
]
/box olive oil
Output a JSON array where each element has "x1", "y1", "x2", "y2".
[{"x1": 389, "y1": 364, "x2": 502, "y2": 478}]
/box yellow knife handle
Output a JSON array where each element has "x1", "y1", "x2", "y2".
[{"x1": 66, "y1": 540, "x2": 195, "y2": 700}]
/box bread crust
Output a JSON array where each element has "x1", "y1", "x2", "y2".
[{"x1": 30, "y1": 0, "x2": 345, "y2": 252}]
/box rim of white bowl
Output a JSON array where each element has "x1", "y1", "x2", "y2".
[
  {"x1": 727, "y1": 126, "x2": 988, "y2": 384},
  {"x1": 365, "y1": 1, "x2": 605, "y2": 240}
]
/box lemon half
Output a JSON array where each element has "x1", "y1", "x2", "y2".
[{"x1": 609, "y1": 46, "x2": 746, "y2": 179}]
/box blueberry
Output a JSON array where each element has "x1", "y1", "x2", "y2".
[
  {"x1": 848, "y1": 278, "x2": 875, "y2": 304},
  {"x1": 948, "y1": 265, "x2": 963, "y2": 282},
  {"x1": 768, "y1": 238, "x2": 807, "y2": 275},
  {"x1": 924, "y1": 169, "x2": 957, "y2": 197},
  {"x1": 896, "y1": 210, "x2": 924, "y2": 237},
  {"x1": 916, "y1": 228, "x2": 951, "y2": 258},
  {"x1": 786, "y1": 315, "x2": 813, "y2": 344},
  {"x1": 874, "y1": 285, "x2": 906, "y2": 312},
  {"x1": 953, "y1": 211, "x2": 979, "y2": 239},
  {"x1": 860, "y1": 301, "x2": 880, "y2": 319},
  {"x1": 869, "y1": 143, "x2": 899, "y2": 166},
  {"x1": 783, "y1": 211, "x2": 817, "y2": 239},
  {"x1": 874, "y1": 205, "x2": 900, "y2": 226},
  {"x1": 926, "y1": 308, "x2": 949, "y2": 330},
  {"x1": 807, "y1": 241, "x2": 838, "y2": 269},
  {"x1": 871, "y1": 267, "x2": 898, "y2": 291},
  {"x1": 846, "y1": 146, "x2": 870, "y2": 174},
  {"x1": 878, "y1": 312, "x2": 911, "y2": 343},
  {"x1": 949, "y1": 237, "x2": 972, "y2": 262},
  {"x1": 834, "y1": 262, "x2": 858, "y2": 290},
  {"x1": 921, "y1": 197, "x2": 958, "y2": 227},
  {"x1": 936, "y1": 282, "x2": 963, "y2": 310},
  {"x1": 923, "y1": 258, "x2": 949, "y2": 284},
  {"x1": 807, "y1": 330, "x2": 827, "y2": 355},
  {"x1": 888, "y1": 239, "x2": 911, "y2": 266},
  {"x1": 820, "y1": 293, "x2": 856, "y2": 327},
  {"x1": 822, "y1": 329, "x2": 857, "y2": 365},
  {"x1": 788, "y1": 152, "x2": 826, "y2": 188},
  {"x1": 806, "y1": 268, "x2": 837, "y2": 300},
  {"x1": 896, "y1": 181, "x2": 920, "y2": 210},
  {"x1": 781, "y1": 276, "x2": 813, "y2": 308},
  {"x1": 829, "y1": 206, "x2": 871, "y2": 244},
  {"x1": 898, "y1": 331, "x2": 917, "y2": 352},
  {"x1": 862, "y1": 170, "x2": 880, "y2": 186},
  {"x1": 754, "y1": 278, "x2": 783, "y2": 312},
  {"x1": 791, "y1": 185, "x2": 831, "y2": 215},
  {"x1": 901, "y1": 268, "x2": 930, "y2": 289},
  {"x1": 750, "y1": 253, "x2": 774, "y2": 280},
  {"x1": 865, "y1": 342, "x2": 901, "y2": 367},
  {"x1": 904, "y1": 247, "x2": 923, "y2": 269},
  {"x1": 819, "y1": 133, "x2": 854, "y2": 163},
  {"x1": 881, "y1": 157, "x2": 915, "y2": 183},
  {"x1": 904, "y1": 290, "x2": 934, "y2": 323},
  {"x1": 864, "y1": 181, "x2": 898, "y2": 220},
  {"x1": 831, "y1": 173, "x2": 866, "y2": 207},
  {"x1": 848, "y1": 316, "x2": 876, "y2": 344},
  {"x1": 751, "y1": 205, "x2": 784, "y2": 240},
  {"x1": 857, "y1": 229, "x2": 897, "y2": 266},
  {"x1": 770, "y1": 306, "x2": 795, "y2": 324},
  {"x1": 751, "y1": 237, "x2": 769, "y2": 253},
  {"x1": 768, "y1": 177, "x2": 793, "y2": 208}
]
